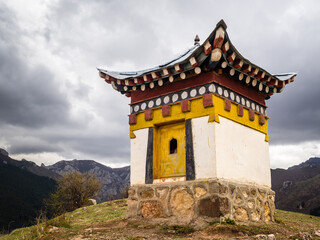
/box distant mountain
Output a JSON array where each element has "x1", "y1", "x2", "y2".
[
  {"x1": 46, "y1": 160, "x2": 130, "y2": 202},
  {"x1": 271, "y1": 157, "x2": 320, "y2": 216},
  {"x1": 0, "y1": 149, "x2": 56, "y2": 231},
  {"x1": 288, "y1": 157, "x2": 320, "y2": 169},
  {"x1": 0, "y1": 148, "x2": 60, "y2": 179},
  {"x1": 0, "y1": 148, "x2": 130, "y2": 232}
]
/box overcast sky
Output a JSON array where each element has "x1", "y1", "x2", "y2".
[{"x1": 0, "y1": 0, "x2": 319, "y2": 169}]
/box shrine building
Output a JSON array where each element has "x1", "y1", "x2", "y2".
[{"x1": 98, "y1": 20, "x2": 296, "y2": 223}]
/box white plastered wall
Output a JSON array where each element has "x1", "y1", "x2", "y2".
[
  {"x1": 214, "y1": 116, "x2": 271, "y2": 187},
  {"x1": 192, "y1": 116, "x2": 216, "y2": 179},
  {"x1": 130, "y1": 116, "x2": 270, "y2": 187},
  {"x1": 130, "y1": 128, "x2": 149, "y2": 185}
]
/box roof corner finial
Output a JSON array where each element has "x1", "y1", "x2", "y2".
[
  {"x1": 216, "y1": 19, "x2": 227, "y2": 29},
  {"x1": 194, "y1": 34, "x2": 200, "y2": 45}
]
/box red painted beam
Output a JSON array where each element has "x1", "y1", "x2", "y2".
[
  {"x1": 181, "y1": 100, "x2": 190, "y2": 112},
  {"x1": 145, "y1": 109, "x2": 152, "y2": 121},
  {"x1": 248, "y1": 68, "x2": 259, "y2": 76},
  {"x1": 213, "y1": 37, "x2": 224, "y2": 49},
  {"x1": 130, "y1": 72, "x2": 266, "y2": 105},
  {"x1": 128, "y1": 114, "x2": 136, "y2": 125},
  {"x1": 225, "y1": 99, "x2": 231, "y2": 111},
  {"x1": 233, "y1": 59, "x2": 243, "y2": 69},
  {"x1": 203, "y1": 93, "x2": 213, "y2": 108},
  {"x1": 222, "y1": 41, "x2": 229, "y2": 53},
  {"x1": 134, "y1": 77, "x2": 144, "y2": 84},
  {"x1": 143, "y1": 74, "x2": 152, "y2": 82},
  {"x1": 249, "y1": 109, "x2": 255, "y2": 121},
  {"x1": 259, "y1": 114, "x2": 265, "y2": 125},
  {"x1": 162, "y1": 105, "x2": 171, "y2": 117},
  {"x1": 99, "y1": 72, "x2": 106, "y2": 78},
  {"x1": 151, "y1": 72, "x2": 161, "y2": 79},
  {"x1": 203, "y1": 41, "x2": 212, "y2": 55},
  {"x1": 162, "y1": 68, "x2": 171, "y2": 76},
  {"x1": 238, "y1": 105, "x2": 244, "y2": 117},
  {"x1": 255, "y1": 71, "x2": 265, "y2": 79},
  {"x1": 227, "y1": 52, "x2": 236, "y2": 62},
  {"x1": 242, "y1": 64, "x2": 251, "y2": 73},
  {"x1": 174, "y1": 64, "x2": 183, "y2": 72}
]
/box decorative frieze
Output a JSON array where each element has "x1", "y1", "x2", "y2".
[{"x1": 130, "y1": 82, "x2": 267, "y2": 115}]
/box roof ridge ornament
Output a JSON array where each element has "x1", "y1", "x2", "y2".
[
  {"x1": 216, "y1": 19, "x2": 227, "y2": 29},
  {"x1": 194, "y1": 34, "x2": 200, "y2": 45}
]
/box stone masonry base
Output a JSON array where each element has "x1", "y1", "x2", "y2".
[{"x1": 126, "y1": 179, "x2": 275, "y2": 223}]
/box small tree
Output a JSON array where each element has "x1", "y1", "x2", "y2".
[{"x1": 48, "y1": 171, "x2": 101, "y2": 215}]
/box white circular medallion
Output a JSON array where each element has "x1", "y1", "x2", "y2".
[
  {"x1": 246, "y1": 100, "x2": 250, "y2": 108},
  {"x1": 164, "y1": 96, "x2": 170, "y2": 104},
  {"x1": 190, "y1": 89, "x2": 197, "y2": 97},
  {"x1": 181, "y1": 91, "x2": 188, "y2": 99},
  {"x1": 130, "y1": 106, "x2": 133, "y2": 113},
  {"x1": 134, "y1": 105, "x2": 139, "y2": 112},
  {"x1": 224, "y1": 90, "x2": 229, "y2": 98},
  {"x1": 241, "y1": 98, "x2": 245, "y2": 105},
  {"x1": 156, "y1": 98, "x2": 161, "y2": 106},
  {"x1": 141, "y1": 102, "x2": 147, "y2": 110},
  {"x1": 208, "y1": 84, "x2": 216, "y2": 93},
  {"x1": 256, "y1": 105, "x2": 260, "y2": 112},
  {"x1": 148, "y1": 101, "x2": 154, "y2": 108},
  {"x1": 230, "y1": 92, "x2": 235, "y2": 101},
  {"x1": 236, "y1": 95, "x2": 240, "y2": 103},
  {"x1": 251, "y1": 102, "x2": 255, "y2": 110},
  {"x1": 199, "y1": 86, "x2": 206, "y2": 95},
  {"x1": 218, "y1": 87, "x2": 223, "y2": 95},
  {"x1": 172, "y1": 94, "x2": 178, "y2": 102}
]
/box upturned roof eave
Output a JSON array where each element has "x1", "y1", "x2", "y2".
[{"x1": 98, "y1": 19, "x2": 296, "y2": 98}]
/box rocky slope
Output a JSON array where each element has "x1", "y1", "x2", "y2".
[
  {"x1": 0, "y1": 148, "x2": 60, "y2": 179},
  {"x1": 271, "y1": 157, "x2": 320, "y2": 216},
  {"x1": 288, "y1": 157, "x2": 320, "y2": 169},
  {"x1": 46, "y1": 160, "x2": 130, "y2": 202}
]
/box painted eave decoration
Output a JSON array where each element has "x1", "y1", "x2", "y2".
[{"x1": 98, "y1": 19, "x2": 296, "y2": 99}]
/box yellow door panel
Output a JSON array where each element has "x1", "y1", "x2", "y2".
[{"x1": 155, "y1": 122, "x2": 186, "y2": 178}]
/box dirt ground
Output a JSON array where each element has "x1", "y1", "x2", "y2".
[{"x1": 3, "y1": 199, "x2": 320, "y2": 240}]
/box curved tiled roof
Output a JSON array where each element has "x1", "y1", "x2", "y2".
[{"x1": 98, "y1": 20, "x2": 296, "y2": 99}]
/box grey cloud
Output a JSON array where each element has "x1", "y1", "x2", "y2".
[
  {"x1": 47, "y1": 0, "x2": 173, "y2": 69},
  {"x1": 2, "y1": 124, "x2": 130, "y2": 164},
  {"x1": 8, "y1": 137, "x2": 63, "y2": 155},
  {"x1": 268, "y1": 72, "x2": 320, "y2": 144},
  {"x1": 65, "y1": 135, "x2": 130, "y2": 161},
  {"x1": 1, "y1": 0, "x2": 319, "y2": 167},
  {"x1": 0, "y1": 5, "x2": 71, "y2": 129}
]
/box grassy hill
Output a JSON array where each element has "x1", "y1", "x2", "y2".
[{"x1": 2, "y1": 199, "x2": 320, "y2": 240}]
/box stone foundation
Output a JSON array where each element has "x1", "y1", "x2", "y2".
[{"x1": 127, "y1": 179, "x2": 275, "y2": 223}]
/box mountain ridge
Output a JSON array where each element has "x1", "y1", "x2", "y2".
[
  {"x1": 46, "y1": 159, "x2": 130, "y2": 202},
  {"x1": 0, "y1": 148, "x2": 60, "y2": 179},
  {"x1": 271, "y1": 157, "x2": 320, "y2": 216},
  {"x1": 288, "y1": 157, "x2": 320, "y2": 170}
]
